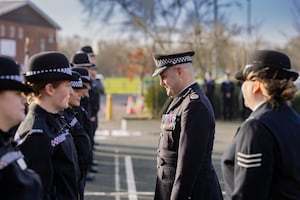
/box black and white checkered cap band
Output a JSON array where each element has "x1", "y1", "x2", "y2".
[
  {"x1": 0, "y1": 75, "x2": 23, "y2": 82},
  {"x1": 71, "y1": 79, "x2": 83, "y2": 88},
  {"x1": 155, "y1": 55, "x2": 192, "y2": 68},
  {"x1": 25, "y1": 67, "x2": 72, "y2": 76}
]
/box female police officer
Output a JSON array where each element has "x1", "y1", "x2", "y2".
[
  {"x1": 14, "y1": 52, "x2": 79, "y2": 200},
  {"x1": 0, "y1": 56, "x2": 42, "y2": 199},
  {"x1": 222, "y1": 50, "x2": 300, "y2": 199},
  {"x1": 61, "y1": 71, "x2": 92, "y2": 200}
]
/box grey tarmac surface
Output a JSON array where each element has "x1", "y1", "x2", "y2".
[{"x1": 84, "y1": 94, "x2": 241, "y2": 200}]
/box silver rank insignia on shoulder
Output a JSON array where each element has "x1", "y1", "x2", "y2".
[
  {"x1": 190, "y1": 92, "x2": 199, "y2": 99},
  {"x1": 0, "y1": 151, "x2": 24, "y2": 170}
]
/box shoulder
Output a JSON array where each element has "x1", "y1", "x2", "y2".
[{"x1": 237, "y1": 117, "x2": 273, "y2": 143}]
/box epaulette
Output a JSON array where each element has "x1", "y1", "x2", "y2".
[{"x1": 0, "y1": 151, "x2": 25, "y2": 170}]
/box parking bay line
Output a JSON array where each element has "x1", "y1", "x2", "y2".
[{"x1": 125, "y1": 155, "x2": 138, "y2": 200}]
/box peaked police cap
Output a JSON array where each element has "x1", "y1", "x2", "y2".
[{"x1": 152, "y1": 51, "x2": 195, "y2": 77}]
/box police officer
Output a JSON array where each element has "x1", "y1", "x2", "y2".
[
  {"x1": 221, "y1": 72, "x2": 235, "y2": 120},
  {"x1": 72, "y1": 52, "x2": 100, "y2": 174},
  {"x1": 61, "y1": 71, "x2": 92, "y2": 200},
  {"x1": 152, "y1": 51, "x2": 223, "y2": 200},
  {"x1": 80, "y1": 46, "x2": 105, "y2": 135},
  {"x1": 203, "y1": 71, "x2": 215, "y2": 110},
  {"x1": 0, "y1": 56, "x2": 42, "y2": 199},
  {"x1": 71, "y1": 67, "x2": 93, "y2": 149},
  {"x1": 14, "y1": 51, "x2": 79, "y2": 200},
  {"x1": 222, "y1": 50, "x2": 300, "y2": 199}
]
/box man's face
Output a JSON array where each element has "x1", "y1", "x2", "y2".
[{"x1": 159, "y1": 66, "x2": 181, "y2": 98}]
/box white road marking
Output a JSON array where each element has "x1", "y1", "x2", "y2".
[
  {"x1": 125, "y1": 156, "x2": 137, "y2": 200},
  {"x1": 115, "y1": 150, "x2": 120, "y2": 200},
  {"x1": 84, "y1": 191, "x2": 154, "y2": 196}
]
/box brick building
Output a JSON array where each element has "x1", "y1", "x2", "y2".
[{"x1": 0, "y1": 0, "x2": 60, "y2": 72}]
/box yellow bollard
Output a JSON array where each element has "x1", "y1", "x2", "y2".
[{"x1": 106, "y1": 94, "x2": 113, "y2": 121}]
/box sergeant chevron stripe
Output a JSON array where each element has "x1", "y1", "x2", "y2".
[{"x1": 237, "y1": 152, "x2": 262, "y2": 168}]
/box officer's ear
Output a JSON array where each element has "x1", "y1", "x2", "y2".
[
  {"x1": 175, "y1": 66, "x2": 184, "y2": 76},
  {"x1": 252, "y1": 80, "x2": 261, "y2": 94},
  {"x1": 44, "y1": 83, "x2": 56, "y2": 96}
]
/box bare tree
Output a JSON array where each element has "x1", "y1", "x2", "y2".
[{"x1": 57, "y1": 35, "x2": 92, "y2": 61}]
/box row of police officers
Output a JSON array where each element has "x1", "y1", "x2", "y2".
[{"x1": 0, "y1": 46, "x2": 103, "y2": 200}]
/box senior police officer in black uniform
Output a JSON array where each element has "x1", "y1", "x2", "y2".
[
  {"x1": 221, "y1": 50, "x2": 300, "y2": 199},
  {"x1": 152, "y1": 51, "x2": 223, "y2": 200},
  {"x1": 0, "y1": 56, "x2": 43, "y2": 199},
  {"x1": 14, "y1": 52, "x2": 79, "y2": 200}
]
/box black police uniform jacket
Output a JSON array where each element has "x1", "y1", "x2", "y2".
[
  {"x1": 0, "y1": 130, "x2": 42, "y2": 200},
  {"x1": 72, "y1": 106, "x2": 93, "y2": 148},
  {"x1": 154, "y1": 82, "x2": 223, "y2": 200},
  {"x1": 14, "y1": 103, "x2": 79, "y2": 200},
  {"x1": 221, "y1": 102, "x2": 300, "y2": 199},
  {"x1": 61, "y1": 107, "x2": 92, "y2": 173}
]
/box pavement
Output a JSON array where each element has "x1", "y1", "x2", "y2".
[{"x1": 83, "y1": 96, "x2": 242, "y2": 199}]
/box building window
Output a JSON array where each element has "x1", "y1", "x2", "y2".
[
  {"x1": 0, "y1": 24, "x2": 5, "y2": 37},
  {"x1": 0, "y1": 39, "x2": 16, "y2": 57},
  {"x1": 40, "y1": 38, "x2": 45, "y2": 51},
  {"x1": 48, "y1": 33, "x2": 54, "y2": 44},
  {"x1": 9, "y1": 26, "x2": 15, "y2": 38},
  {"x1": 18, "y1": 27, "x2": 23, "y2": 40}
]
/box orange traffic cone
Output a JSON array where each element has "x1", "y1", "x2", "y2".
[{"x1": 126, "y1": 95, "x2": 135, "y2": 115}]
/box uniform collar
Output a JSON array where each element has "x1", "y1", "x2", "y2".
[
  {"x1": 167, "y1": 82, "x2": 199, "y2": 113},
  {"x1": 177, "y1": 81, "x2": 197, "y2": 97}
]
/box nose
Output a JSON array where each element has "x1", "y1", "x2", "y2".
[{"x1": 69, "y1": 86, "x2": 74, "y2": 95}]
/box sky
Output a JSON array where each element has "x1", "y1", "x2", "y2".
[{"x1": 30, "y1": 0, "x2": 298, "y2": 48}]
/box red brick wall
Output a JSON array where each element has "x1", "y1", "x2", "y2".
[{"x1": 0, "y1": 20, "x2": 57, "y2": 66}]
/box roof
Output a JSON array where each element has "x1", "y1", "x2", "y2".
[{"x1": 0, "y1": 0, "x2": 61, "y2": 29}]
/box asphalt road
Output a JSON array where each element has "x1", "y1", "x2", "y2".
[{"x1": 84, "y1": 94, "x2": 241, "y2": 200}]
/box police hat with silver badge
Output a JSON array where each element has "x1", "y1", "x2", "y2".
[
  {"x1": 0, "y1": 56, "x2": 33, "y2": 93},
  {"x1": 25, "y1": 51, "x2": 75, "y2": 82},
  {"x1": 152, "y1": 51, "x2": 195, "y2": 77},
  {"x1": 235, "y1": 50, "x2": 299, "y2": 81}
]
